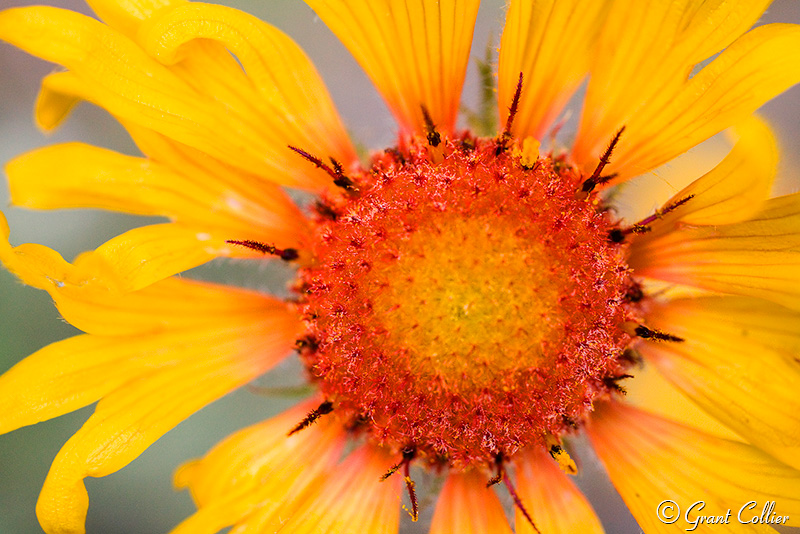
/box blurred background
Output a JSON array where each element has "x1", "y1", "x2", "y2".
[{"x1": 1, "y1": 1, "x2": 800, "y2": 533}]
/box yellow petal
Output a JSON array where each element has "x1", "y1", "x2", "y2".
[
  {"x1": 624, "y1": 359, "x2": 745, "y2": 442},
  {"x1": 674, "y1": 1, "x2": 774, "y2": 66},
  {"x1": 0, "y1": 285, "x2": 296, "y2": 435},
  {"x1": 53, "y1": 276, "x2": 284, "y2": 337},
  {"x1": 0, "y1": 335, "x2": 145, "y2": 436},
  {"x1": 0, "y1": 6, "x2": 348, "y2": 190},
  {"x1": 0, "y1": 8, "x2": 220, "y2": 151},
  {"x1": 612, "y1": 23, "x2": 800, "y2": 181},
  {"x1": 629, "y1": 192, "x2": 800, "y2": 310},
  {"x1": 170, "y1": 399, "x2": 346, "y2": 534},
  {"x1": 304, "y1": 0, "x2": 480, "y2": 136},
  {"x1": 588, "y1": 402, "x2": 800, "y2": 533},
  {"x1": 640, "y1": 296, "x2": 800, "y2": 470},
  {"x1": 35, "y1": 71, "x2": 85, "y2": 131},
  {"x1": 264, "y1": 445, "x2": 401, "y2": 534},
  {"x1": 35, "y1": 308, "x2": 300, "y2": 534},
  {"x1": 572, "y1": 3, "x2": 796, "y2": 182},
  {"x1": 76, "y1": 223, "x2": 266, "y2": 292},
  {"x1": 498, "y1": 0, "x2": 607, "y2": 140},
  {"x1": 430, "y1": 470, "x2": 513, "y2": 534},
  {"x1": 7, "y1": 142, "x2": 309, "y2": 247},
  {"x1": 84, "y1": 0, "x2": 182, "y2": 37},
  {"x1": 0, "y1": 211, "x2": 277, "y2": 310},
  {"x1": 0, "y1": 217, "x2": 112, "y2": 294},
  {"x1": 636, "y1": 116, "x2": 777, "y2": 243},
  {"x1": 137, "y1": 2, "x2": 357, "y2": 189},
  {"x1": 3, "y1": 221, "x2": 244, "y2": 294},
  {"x1": 174, "y1": 398, "x2": 342, "y2": 506},
  {"x1": 0, "y1": 213, "x2": 247, "y2": 306},
  {"x1": 514, "y1": 448, "x2": 604, "y2": 534}
]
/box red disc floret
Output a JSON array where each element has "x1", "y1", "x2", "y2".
[{"x1": 297, "y1": 137, "x2": 638, "y2": 467}]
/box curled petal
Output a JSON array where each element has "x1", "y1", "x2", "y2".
[
  {"x1": 137, "y1": 2, "x2": 357, "y2": 189},
  {"x1": 0, "y1": 213, "x2": 282, "y2": 324},
  {"x1": 35, "y1": 71, "x2": 85, "y2": 131},
  {"x1": 85, "y1": 0, "x2": 183, "y2": 37},
  {"x1": 0, "y1": 6, "x2": 352, "y2": 190},
  {"x1": 76, "y1": 223, "x2": 262, "y2": 292},
  {"x1": 33, "y1": 306, "x2": 300, "y2": 534}
]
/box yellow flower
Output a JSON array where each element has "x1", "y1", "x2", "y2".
[{"x1": 1, "y1": 1, "x2": 800, "y2": 533}]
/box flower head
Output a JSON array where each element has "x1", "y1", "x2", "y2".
[{"x1": 2, "y1": 1, "x2": 800, "y2": 533}]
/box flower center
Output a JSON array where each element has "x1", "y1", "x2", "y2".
[
  {"x1": 372, "y1": 214, "x2": 563, "y2": 383},
  {"x1": 297, "y1": 136, "x2": 638, "y2": 467}
]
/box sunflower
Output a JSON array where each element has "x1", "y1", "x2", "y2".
[{"x1": 2, "y1": 0, "x2": 800, "y2": 533}]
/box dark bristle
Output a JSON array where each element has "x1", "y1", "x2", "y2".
[
  {"x1": 610, "y1": 190, "x2": 691, "y2": 242},
  {"x1": 288, "y1": 145, "x2": 333, "y2": 176},
  {"x1": 403, "y1": 461, "x2": 419, "y2": 522},
  {"x1": 380, "y1": 446, "x2": 416, "y2": 482},
  {"x1": 620, "y1": 348, "x2": 643, "y2": 365},
  {"x1": 581, "y1": 126, "x2": 625, "y2": 194},
  {"x1": 279, "y1": 248, "x2": 300, "y2": 261},
  {"x1": 329, "y1": 156, "x2": 356, "y2": 191},
  {"x1": 287, "y1": 400, "x2": 334, "y2": 436},
  {"x1": 380, "y1": 461, "x2": 403, "y2": 482},
  {"x1": 608, "y1": 228, "x2": 625, "y2": 243},
  {"x1": 634, "y1": 325, "x2": 684, "y2": 343},
  {"x1": 226, "y1": 240, "x2": 298, "y2": 262},
  {"x1": 288, "y1": 145, "x2": 355, "y2": 191},
  {"x1": 421, "y1": 106, "x2": 441, "y2": 148},
  {"x1": 294, "y1": 335, "x2": 319, "y2": 353},
  {"x1": 561, "y1": 415, "x2": 579, "y2": 430},
  {"x1": 502, "y1": 72, "x2": 524, "y2": 140},
  {"x1": 662, "y1": 194, "x2": 694, "y2": 214},
  {"x1": 486, "y1": 473, "x2": 502, "y2": 487},
  {"x1": 460, "y1": 136, "x2": 476, "y2": 152},
  {"x1": 486, "y1": 453, "x2": 504, "y2": 487},
  {"x1": 632, "y1": 194, "x2": 695, "y2": 229},
  {"x1": 402, "y1": 445, "x2": 417, "y2": 461},
  {"x1": 624, "y1": 284, "x2": 644, "y2": 303},
  {"x1": 503, "y1": 472, "x2": 541, "y2": 534},
  {"x1": 333, "y1": 175, "x2": 356, "y2": 190},
  {"x1": 495, "y1": 73, "x2": 524, "y2": 155},
  {"x1": 384, "y1": 147, "x2": 407, "y2": 166},
  {"x1": 313, "y1": 200, "x2": 340, "y2": 221},
  {"x1": 603, "y1": 373, "x2": 634, "y2": 395},
  {"x1": 330, "y1": 158, "x2": 345, "y2": 176}
]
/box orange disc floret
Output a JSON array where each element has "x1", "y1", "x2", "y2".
[{"x1": 297, "y1": 136, "x2": 638, "y2": 467}]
